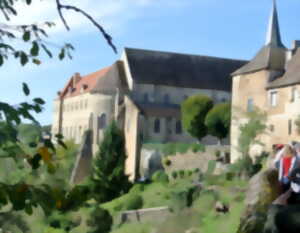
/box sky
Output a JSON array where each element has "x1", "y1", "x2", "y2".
[{"x1": 1, "y1": 0, "x2": 300, "y2": 126}]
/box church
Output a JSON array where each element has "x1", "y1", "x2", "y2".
[
  {"x1": 230, "y1": 0, "x2": 300, "y2": 161},
  {"x1": 52, "y1": 47, "x2": 245, "y2": 181}
]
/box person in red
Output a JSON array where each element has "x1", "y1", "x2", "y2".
[{"x1": 274, "y1": 144, "x2": 299, "y2": 193}]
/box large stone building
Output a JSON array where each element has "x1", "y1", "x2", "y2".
[
  {"x1": 52, "y1": 48, "x2": 246, "y2": 180},
  {"x1": 231, "y1": 1, "x2": 300, "y2": 161}
]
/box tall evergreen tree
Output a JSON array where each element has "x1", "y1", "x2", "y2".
[{"x1": 91, "y1": 121, "x2": 131, "y2": 203}]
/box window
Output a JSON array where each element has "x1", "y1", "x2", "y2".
[
  {"x1": 291, "y1": 88, "x2": 297, "y2": 102},
  {"x1": 270, "y1": 91, "x2": 277, "y2": 107},
  {"x1": 85, "y1": 100, "x2": 88, "y2": 109},
  {"x1": 154, "y1": 118, "x2": 160, "y2": 133},
  {"x1": 269, "y1": 125, "x2": 274, "y2": 132},
  {"x1": 289, "y1": 119, "x2": 292, "y2": 135},
  {"x1": 164, "y1": 94, "x2": 170, "y2": 104},
  {"x1": 98, "y1": 113, "x2": 107, "y2": 129},
  {"x1": 176, "y1": 120, "x2": 182, "y2": 134},
  {"x1": 247, "y1": 98, "x2": 254, "y2": 112},
  {"x1": 143, "y1": 93, "x2": 149, "y2": 103}
]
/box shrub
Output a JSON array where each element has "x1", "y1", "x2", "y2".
[
  {"x1": 181, "y1": 94, "x2": 213, "y2": 141},
  {"x1": 124, "y1": 194, "x2": 143, "y2": 210},
  {"x1": 193, "y1": 168, "x2": 200, "y2": 173},
  {"x1": 87, "y1": 207, "x2": 113, "y2": 233},
  {"x1": 129, "y1": 184, "x2": 145, "y2": 194},
  {"x1": 171, "y1": 171, "x2": 178, "y2": 179},
  {"x1": 163, "y1": 157, "x2": 172, "y2": 167},
  {"x1": 178, "y1": 170, "x2": 185, "y2": 179},
  {"x1": 187, "y1": 170, "x2": 193, "y2": 177},
  {"x1": 151, "y1": 171, "x2": 169, "y2": 184},
  {"x1": 215, "y1": 150, "x2": 221, "y2": 158}
]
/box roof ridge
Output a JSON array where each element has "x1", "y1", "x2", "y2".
[{"x1": 124, "y1": 47, "x2": 248, "y2": 62}]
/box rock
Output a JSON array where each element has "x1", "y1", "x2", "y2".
[{"x1": 236, "y1": 168, "x2": 281, "y2": 233}]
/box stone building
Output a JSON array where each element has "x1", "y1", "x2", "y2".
[
  {"x1": 231, "y1": 0, "x2": 300, "y2": 161},
  {"x1": 52, "y1": 48, "x2": 245, "y2": 181}
]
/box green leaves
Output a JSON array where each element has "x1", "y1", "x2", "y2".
[
  {"x1": 30, "y1": 41, "x2": 39, "y2": 56},
  {"x1": 22, "y1": 31, "x2": 31, "y2": 42},
  {"x1": 20, "y1": 52, "x2": 29, "y2": 66},
  {"x1": 22, "y1": 83, "x2": 30, "y2": 96},
  {"x1": 33, "y1": 98, "x2": 45, "y2": 105}
]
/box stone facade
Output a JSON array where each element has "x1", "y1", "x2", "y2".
[{"x1": 230, "y1": 1, "x2": 300, "y2": 161}]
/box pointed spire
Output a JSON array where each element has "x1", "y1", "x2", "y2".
[{"x1": 266, "y1": 0, "x2": 285, "y2": 47}]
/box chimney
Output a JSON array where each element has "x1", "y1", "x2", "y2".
[
  {"x1": 72, "y1": 72, "x2": 81, "y2": 86},
  {"x1": 292, "y1": 40, "x2": 300, "y2": 54}
]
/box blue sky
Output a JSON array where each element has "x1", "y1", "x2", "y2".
[{"x1": 1, "y1": 0, "x2": 300, "y2": 125}]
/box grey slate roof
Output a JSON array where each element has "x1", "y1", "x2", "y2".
[
  {"x1": 232, "y1": 0, "x2": 287, "y2": 76},
  {"x1": 267, "y1": 49, "x2": 300, "y2": 89},
  {"x1": 265, "y1": 0, "x2": 285, "y2": 48},
  {"x1": 124, "y1": 48, "x2": 247, "y2": 92},
  {"x1": 232, "y1": 45, "x2": 287, "y2": 76}
]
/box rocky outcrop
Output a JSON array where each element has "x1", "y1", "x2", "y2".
[{"x1": 237, "y1": 168, "x2": 281, "y2": 233}]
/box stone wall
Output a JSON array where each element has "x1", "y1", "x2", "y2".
[{"x1": 120, "y1": 206, "x2": 171, "y2": 224}]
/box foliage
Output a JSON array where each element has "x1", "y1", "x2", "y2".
[
  {"x1": 237, "y1": 108, "x2": 267, "y2": 158},
  {"x1": 86, "y1": 207, "x2": 113, "y2": 233},
  {"x1": 143, "y1": 142, "x2": 205, "y2": 157},
  {"x1": 205, "y1": 102, "x2": 231, "y2": 141},
  {"x1": 163, "y1": 157, "x2": 172, "y2": 167},
  {"x1": 90, "y1": 121, "x2": 131, "y2": 203},
  {"x1": 181, "y1": 94, "x2": 213, "y2": 141},
  {"x1": 171, "y1": 171, "x2": 178, "y2": 179},
  {"x1": 123, "y1": 194, "x2": 143, "y2": 210},
  {"x1": 151, "y1": 170, "x2": 169, "y2": 184}
]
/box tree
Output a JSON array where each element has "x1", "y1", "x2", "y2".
[
  {"x1": 181, "y1": 94, "x2": 213, "y2": 141},
  {"x1": 90, "y1": 121, "x2": 132, "y2": 203},
  {"x1": 0, "y1": 0, "x2": 116, "y2": 224},
  {"x1": 205, "y1": 102, "x2": 231, "y2": 144}
]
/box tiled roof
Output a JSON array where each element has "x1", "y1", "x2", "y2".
[{"x1": 60, "y1": 66, "x2": 111, "y2": 99}]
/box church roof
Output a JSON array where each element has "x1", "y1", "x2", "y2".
[
  {"x1": 232, "y1": 0, "x2": 287, "y2": 76},
  {"x1": 124, "y1": 47, "x2": 247, "y2": 92},
  {"x1": 267, "y1": 49, "x2": 300, "y2": 89}
]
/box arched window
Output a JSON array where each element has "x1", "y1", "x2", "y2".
[
  {"x1": 176, "y1": 120, "x2": 182, "y2": 134},
  {"x1": 98, "y1": 113, "x2": 107, "y2": 129},
  {"x1": 143, "y1": 93, "x2": 149, "y2": 103},
  {"x1": 154, "y1": 118, "x2": 160, "y2": 133},
  {"x1": 164, "y1": 94, "x2": 170, "y2": 104}
]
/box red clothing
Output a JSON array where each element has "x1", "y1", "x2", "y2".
[{"x1": 283, "y1": 157, "x2": 293, "y2": 177}]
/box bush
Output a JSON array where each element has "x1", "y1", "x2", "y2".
[
  {"x1": 129, "y1": 184, "x2": 145, "y2": 194},
  {"x1": 181, "y1": 94, "x2": 214, "y2": 141},
  {"x1": 87, "y1": 207, "x2": 113, "y2": 233},
  {"x1": 151, "y1": 171, "x2": 169, "y2": 184},
  {"x1": 163, "y1": 157, "x2": 172, "y2": 167},
  {"x1": 124, "y1": 194, "x2": 143, "y2": 210},
  {"x1": 171, "y1": 171, "x2": 178, "y2": 179},
  {"x1": 178, "y1": 170, "x2": 185, "y2": 179}
]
